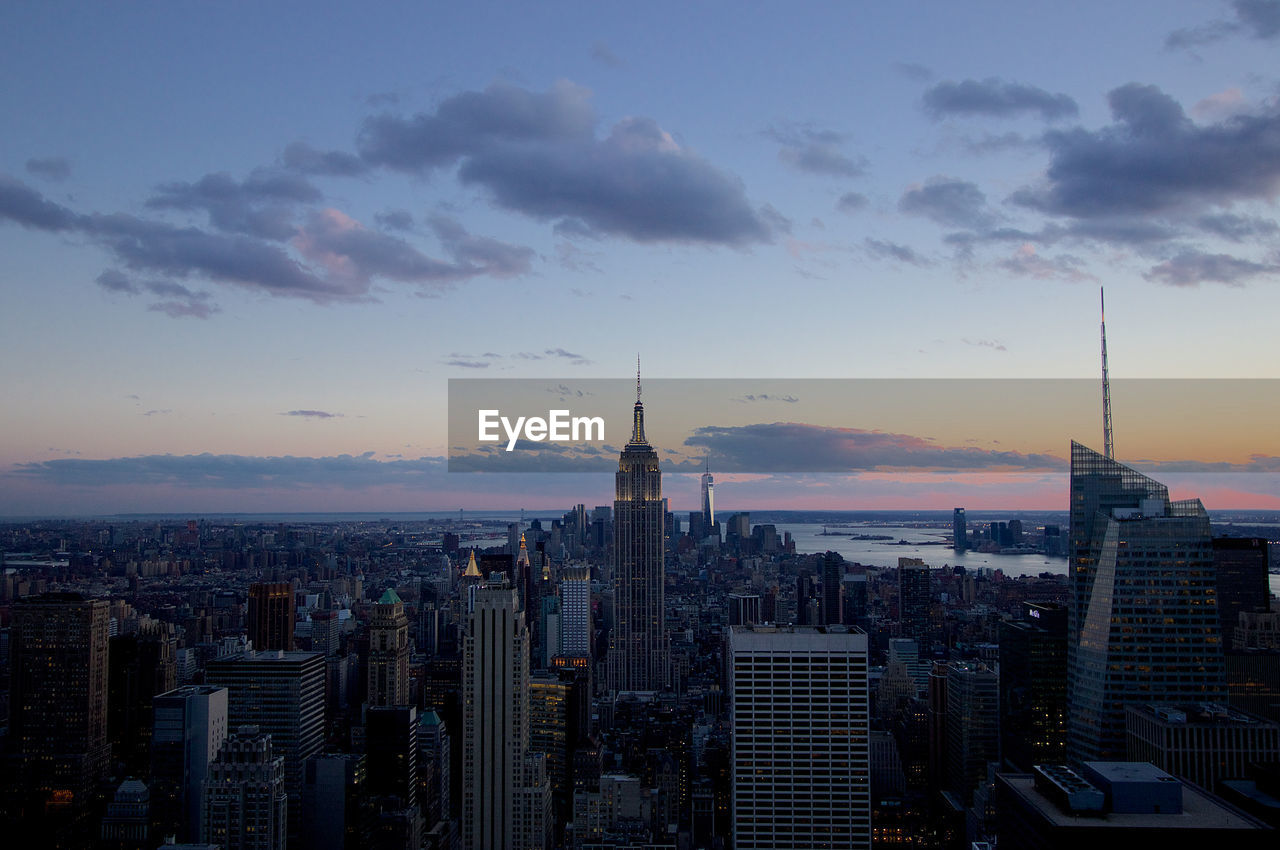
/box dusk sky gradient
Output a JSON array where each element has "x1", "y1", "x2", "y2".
[{"x1": 3, "y1": 2, "x2": 1280, "y2": 515}]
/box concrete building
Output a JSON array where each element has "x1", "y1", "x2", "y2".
[
  {"x1": 367, "y1": 588, "x2": 411, "y2": 707},
  {"x1": 1125, "y1": 703, "x2": 1280, "y2": 792},
  {"x1": 202, "y1": 725, "x2": 287, "y2": 850},
  {"x1": 730, "y1": 625, "x2": 870, "y2": 850},
  {"x1": 247, "y1": 582, "x2": 295, "y2": 652},
  {"x1": 151, "y1": 685, "x2": 230, "y2": 842}
]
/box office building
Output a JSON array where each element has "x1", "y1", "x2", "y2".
[
  {"x1": 995, "y1": 762, "x2": 1273, "y2": 850},
  {"x1": 897, "y1": 558, "x2": 932, "y2": 647},
  {"x1": 1067, "y1": 442, "x2": 1226, "y2": 762},
  {"x1": 247, "y1": 582, "x2": 295, "y2": 652},
  {"x1": 462, "y1": 576, "x2": 550, "y2": 850},
  {"x1": 700, "y1": 464, "x2": 715, "y2": 529},
  {"x1": 206, "y1": 650, "x2": 325, "y2": 843},
  {"x1": 821, "y1": 551, "x2": 844, "y2": 626},
  {"x1": 1212, "y1": 537, "x2": 1271, "y2": 651},
  {"x1": 944, "y1": 661, "x2": 999, "y2": 804},
  {"x1": 558, "y1": 566, "x2": 592, "y2": 659},
  {"x1": 202, "y1": 725, "x2": 288, "y2": 850},
  {"x1": 366, "y1": 705, "x2": 423, "y2": 850},
  {"x1": 999, "y1": 603, "x2": 1068, "y2": 771},
  {"x1": 368, "y1": 588, "x2": 411, "y2": 707},
  {"x1": 953, "y1": 507, "x2": 967, "y2": 553},
  {"x1": 607, "y1": 371, "x2": 667, "y2": 693},
  {"x1": 1125, "y1": 703, "x2": 1280, "y2": 792},
  {"x1": 152, "y1": 685, "x2": 230, "y2": 842},
  {"x1": 302, "y1": 753, "x2": 369, "y2": 850},
  {"x1": 9, "y1": 593, "x2": 111, "y2": 833},
  {"x1": 730, "y1": 625, "x2": 870, "y2": 850},
  {"x1": 728, "y1": 593, "x2": 761, "y2": 627}
]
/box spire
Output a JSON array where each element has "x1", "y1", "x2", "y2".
[
  {"x1": 1101, "y1": 286, "x2": 1114, "y2": 459},
  {"x1": 630, "y1": 355, "x2": 647, "y2": 444},
  {"x1": 517, "y1": 533, "x2": 530, "y2": 567},
  {"x1": 463, "y1": 549, "x2": 481, "y2": 578}
]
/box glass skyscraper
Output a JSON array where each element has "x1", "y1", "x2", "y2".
[{"x1": 1067, "y1": 441, "x2": 1226, "y2": 762}]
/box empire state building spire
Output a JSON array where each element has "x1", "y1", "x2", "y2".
[{"x1": 630, "y1": 354, "x2": 647, "y2": 445}]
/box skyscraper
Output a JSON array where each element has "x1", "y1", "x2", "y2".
[
  {"x1": 248, "y1": 582, "x2": 295, "y2": 652},
  {"x1": 367, "y1": 588, "x2": 411, "y2": 707},
  {"x1": 943, "y1": 661, "x2": 999, "y2": 804},
  {"x1": 9, "y1": 593, "x2": 111, "y2": 837},
  {"x1": 897, "y1": 558, "x2": 931, "y2": 647},
  {"x1": 202, "y1": 725, "x2": 288, "y2": 850},
  {"x1": 1212, "y1": 537, "x2": 1271, "y2": 652},
  {"x1": 607, "y1": 366, "x2": 667, "y2": 693},
  {"x1": 151, "y1": 685, "x2": 230, "y2": 842},
  {"x1": 206, "y1": 650, "x2": 325, "y2": 844},
  {"x1": 730, "y1": 625, "x2": 870, "y2": 850},
  {"x1": 558, "y1": 566, "x2": 592, "y2": 659},
  {"x1": 821, "y1": 551, "x2": 844, "y2": 626},
  {"x1": 462, "y1": 576, "x2": 550, "y2": 850},
  {"x1": 953, "y1": 507, "x2": 967, "y2": 553},
  {"x1": 998, "y1": 603, "x2": 1067, "y2": 771},
  {"x1": 1067, "y1": 441, "x2": 1226, "y2": 762},
  {"x1": 700, "y1": 462, "x2": 715, "y2": 530}
]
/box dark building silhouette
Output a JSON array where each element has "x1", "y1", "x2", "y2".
[
  {"x1": 999, "y1": 602, "x2": 1068, "y2": 771},
  {"x1": 248, "y1": 582, "x2": 295, "y2": 652},
  {"x1": 151, "y1": 685, "x2": 229, "y2": 843},
  {"x1": 8, "y1": 593, "x2": 111, "y2": 844},
  {"x1": 1213, "y1": 537, "x2": 1271, "y2": 652},
  {"x1": 821, "y1": 551, "x2": 844, "y2": 626},
  {"x1": 202, "y1": 725, "x2": 288, "y2": 850},
  {"x1": 897, "y1": 558, "x2": 931, "y2": 647}
]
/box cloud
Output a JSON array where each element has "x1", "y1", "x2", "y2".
[
  {"x1": 962, "y1": 338, "x2": 1007, "y2": 352},
  {"x1": 445, "y1": 359, "x2": 491, "y2": 369},
  {"x1": 9, "y1": 452, "x2": 446, "y2": 489},
  {"x1": 97, "y1": 269, "x2": 219, "y2": 318},
  {"x1": 427, "y1": 214, "x2": 534, "y2": 277},
  {"x1": 837, "y1": 192, "x2": 868, "y2": 213},
  {"x1": 899, "y1": 177, "x2": 995, "y2": 228},
  {"x1": 996, "y1": 244, "x2": 1095, "y2": 282},
  {"x1": 767, "y1": 124, "x2": 867, "y2": 177},
  {"x1": 894, "y1": 63, "x2": 933, "y2": 82},
  {"x1": 682, "y1": 422, "x2": 1065, "y2": 473},
  {"x1": 923, "y1": 78, "x2": 1078, "y2": 121},
  {"x1": 864, "y1": 238, "x2": 931, "y2": 266},
  {"x1": 280, "y1": 141, "x2": 368, "y2": 177},
  {"x1": 1167, "y1": 0, "x2": 1280, "y2": 48},
  {"x1": 1144, "y1": 250, "x2": 1279, "y2": 286},
  {"x1": 141, "y1": 409, "x2": 172, "y2": 417},
  {"x1": 374, "y1": 209, "x2": 414, "y2": 231},
  {"x1": 25, "y1": 157, "x2": 71, "y2": 181},
  {"x1": 1196, "y1": 213, "x2": 1280, "y2": 242},
  {"x1": 730, "y1": 394, "x2": 800, "y2": 404},
  {"x1": 0, "y1": 173, "x2": 80, "y2": 230},
  {"x1": 591, "y1": 41, "x2": 624, "y2": 67},
  {"x1": 146, "y1": 168, "x2": 321, "y2": 241},
  {"x1": 359, "y1": 81, "x2": 770, "y2": 245},
  {"x1": 281, "y1": 409, "x2": 343, "y2": 419},
  {"x1": 1010, "y1": 83, "x2": 1280, "y2": 219}
]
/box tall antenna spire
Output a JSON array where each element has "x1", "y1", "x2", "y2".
[
  {"x1": 1101, "y1": 286, "x2": 1114, "y2": 459},
  {"x1": 630, "y1": 354, "x2": 647, "y2": 444},
  {"x1": 636, "y1": 353, "x2": 642, "y2": 403}
]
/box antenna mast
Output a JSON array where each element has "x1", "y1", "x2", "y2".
[{"x1": 1101, "y1": 287, "x2": 1114, "y2": 459}]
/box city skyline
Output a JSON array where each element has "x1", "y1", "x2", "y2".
[{"x1": 4, "y1": 3, "x2": 1280, "y2": 514}]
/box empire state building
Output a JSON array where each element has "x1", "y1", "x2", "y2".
[{"x1": 608, "y1": 365, "x2": 668, "y2": 692}]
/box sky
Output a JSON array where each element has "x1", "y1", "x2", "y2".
[{"x1": 2, "y1": 1, "x2": 1280, "y2": 515}]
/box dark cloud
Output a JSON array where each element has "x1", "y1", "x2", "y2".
[
  {"x1": 97, "y1": 269, "x2": 219, "y2": 318},
  {"x1": 358, "y1": 80, "x2": 596, "y2": 171},
  {"x1": 360, "y1": 82, "x2": 769, "y2": 245},
  {"x1": 899, "y1": 177, "x2": 995, "y2": 228},
  {"x1": 0, "y1": 173, "x2": 80, "y2": 230},
  {"x1": 864, "y1": 238, "x2": 931, "y2": 266},
  {"x1": 894, "y1": 63, "x2": 933, "y2": 82},
  {"x1": 1144, "y1": 250, "x2": 1279, "y2": 286},
  {"x1": 427, "y1": 215, "x2": 535, "y2": 277},
  {"x1": 836, "y1": 192, "x2": 868, "y2": 213},
  {"x1": 682, "y1": 422, "x2": 1065, "y2": 473},
  {"x1": 767, "y1": 125, "x2": 867, "y2": 177},
  {"x1": 281, "y1": 409, "x2": 343, "y2": 419},
  {"x1": 944, "y1": 219, "x2": 1180, "y2": 251},
  {"x1": 591, "y1": 41, "x2": 624, "y2": 67},
  {"x1": 9, "y1": 452, "x2": 446, "y2": 489},
  {"x1": 146, "y1": 169, "x2": 321, "y2": 240},
  {"x1": 923, "y1": 78, "x2": 1078, "y2": 121},
  {"x1": 374, "y1": 209, "x2": 414, "y2": 231},
  {"x1": 1166, "y1": 1, "x2": 1280, "y2": 48},
  {"x1": 1010, "y1": 83, "x2": 1280, "y2": 219},
  {"x1": 280, "y1": 141, "x2": 368, "y2": 177},
  {"x1": 25, "y1": 157, "x2": 72, "y2": 181},
  {"x1": 1196, "y1": 213, "x2": 1280, "y2": 242}
]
